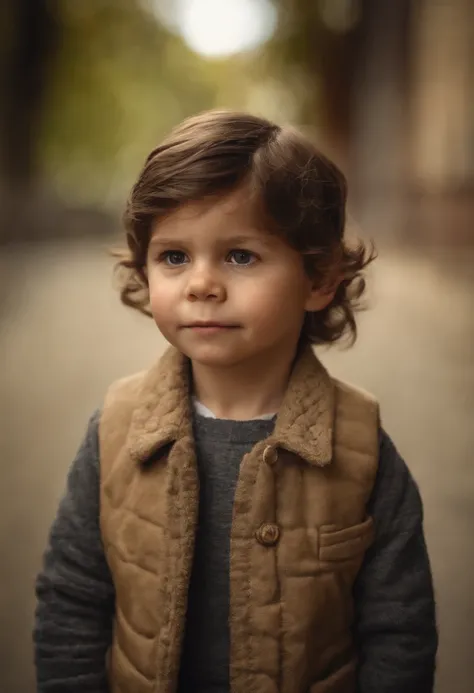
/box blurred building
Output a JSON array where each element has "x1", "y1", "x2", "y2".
[{"x1": 347, "y1": 0, "x2": 474, "y2": 241}]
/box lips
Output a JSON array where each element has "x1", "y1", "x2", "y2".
[
  {"x1": 181, "y1": 322, "x2": 241, "y2": 335},
  {"x1": 183, "y1": 322, "x2": 239, "y2": 328}
]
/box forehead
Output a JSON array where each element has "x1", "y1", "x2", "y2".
[{"x1": 150, "y1": 187, "x2": 269, "y2": 242}]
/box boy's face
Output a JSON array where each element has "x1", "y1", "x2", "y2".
[{"x1": 146, "y1": 187, "x2": 331, "y2": 369}]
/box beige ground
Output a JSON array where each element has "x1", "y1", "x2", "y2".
[{"x1": 0, "y1": 238, "x2": 473, "y2": 692}]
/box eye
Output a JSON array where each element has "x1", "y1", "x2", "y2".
[
  {"x1": 227, "y1": 249, "x2": 257, "y2": 266},
  {"x1": 160, "y1": 250, "x2": 188, "y2": 266}
]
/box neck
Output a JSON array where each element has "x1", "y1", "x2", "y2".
[{"x1": 190, "y1": 344, "x2": 300, "y2": 421}]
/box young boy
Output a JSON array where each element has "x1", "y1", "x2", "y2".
[{"x1": 34, "y1": 110, "x2": 437, "y2": 693}]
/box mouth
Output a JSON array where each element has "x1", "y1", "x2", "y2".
[{"x1": 182, "y1": 322, "x2": 241, "y2": 332}]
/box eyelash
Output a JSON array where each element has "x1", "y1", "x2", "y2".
[{"x1": 158, "y1": 249, "x2": 259, "y2": 267}]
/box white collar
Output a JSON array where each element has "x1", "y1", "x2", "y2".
[{"x1": 192, "y1": 397, "x2": 275, "y2": 421}]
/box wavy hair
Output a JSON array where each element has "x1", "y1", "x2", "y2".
[{"x1": 114, "y1": 110, "x2": 376, "y2": 345}]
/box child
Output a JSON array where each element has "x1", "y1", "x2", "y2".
[{"x1": 34, "y1": 110, "x2": 437, "y2": 693}]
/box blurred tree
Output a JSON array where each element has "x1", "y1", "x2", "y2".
[
  {"x1": 264, "y1": 0, "x2": 362, "y2": 166},
  {"x1": 0, "y1": 0, "x2": 242, "y2": 242},
  {"x1": 0, "y1": 0, "x2": 59, "y2": 193},
  {"x1": 39, "y1": 1, "x2": 221, "y2": 206},
  {"x1": 0, "y1": 0, "x2": 416, "y2": 244},
  {"x1": 265, "y1": 0, "x2": 412, "y2": 176}
]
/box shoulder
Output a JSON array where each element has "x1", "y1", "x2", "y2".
[
  {"x1": 97, "y1": 369, "x2": 149, "y2": 478},
  {"x1": 327, "y1": 376, "x2": 381, "y2": 489},
  {"x1": 376, "y1": 429, "x2": 413, "y2": 487},
  {"x1": 102, "y1": 346, "x2": 181, "y2": 413},
  {"x1": 332, "y1": 377, "x2": 379, "y2": 418},
  {"x1": 331, "y1": 376, "x2": 380, "y2": 454},
  {"x1": 103, "y1": 370, "x2": 148, "y2": 408},
  {"x1": 369, "y1": 429, "x2": 424, "y2": 532},
  {"x1": 99, "y1": 370, "x2": 149, "y2": 438}
]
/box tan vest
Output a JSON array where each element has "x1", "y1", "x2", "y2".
[{"x1": 99, "y1": 344, "x2": 379, "y2": 693}]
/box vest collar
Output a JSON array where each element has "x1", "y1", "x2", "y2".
[{"x1": 127, "y1": 343, "x2": 334, "y2": 467}]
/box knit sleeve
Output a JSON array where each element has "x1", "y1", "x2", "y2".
[
  {"x1": 353, "y1": 429, "x2": 438, "y2": 693},
  {"x1": 34, "y1": 410, "x2": 114, "y2": 693}
]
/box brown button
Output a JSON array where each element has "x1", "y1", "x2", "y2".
[
  {"x1": 255, "y1": 522, "x2": 280, "y2": 547},
  {"x1": 263, "y1": 445, "x2": 278, "y2": 466}
]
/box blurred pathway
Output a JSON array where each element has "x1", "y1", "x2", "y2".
[{"x1": 0, "y1": 238, "x2": 473, "y2": 693}]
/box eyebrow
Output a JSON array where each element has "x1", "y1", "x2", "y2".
[
  {"x1": 225, "y1": 234, "x2": 274, "y2": 248},
  {"x1": 148, "y1": 236, "x2": 185, "y2": 249},
  {"x1": 148, "y1": 234, "x2": 274, "y2": 249}
]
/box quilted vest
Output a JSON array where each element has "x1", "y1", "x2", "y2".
[{"x1": 98, "y1": 344, "x2": 379, "y2": 693}]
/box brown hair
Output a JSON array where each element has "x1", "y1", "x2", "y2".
[{"x1": 115, "y1": 109, "x2": 375, "y2": 345}]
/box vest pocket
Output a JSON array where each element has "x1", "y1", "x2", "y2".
[{"x1": 318, "y1": 517, "x2": 374, "y2": 563}]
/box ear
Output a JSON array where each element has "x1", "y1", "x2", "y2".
[
  {"x1": 305, "y1": 286, "x2": 337, "y2": 313},
  {"x1": 305, "y1": 276, "x2": 343, "y2": 313}
]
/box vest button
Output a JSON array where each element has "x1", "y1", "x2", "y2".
[
  {"x1": 263, "y1": 445, "x2": 278, "y2": 466},
  {"x1": 255, "y1": 522, "x2": 280, "y2": 547}
]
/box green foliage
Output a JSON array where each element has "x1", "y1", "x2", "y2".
[
  {"x1": 39, "y1": 1, "x2": 232, "y2": 205},
  {"x1": 37, "y1": 0, "x2": 340, "y2": 206}
]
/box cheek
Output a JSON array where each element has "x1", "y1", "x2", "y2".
[
  {"x1": 148, "y1": 277, "x2": 176, "y2": 318},
  {"x1": 241, "y1": 272, "x2": 308, "y2": 328}
]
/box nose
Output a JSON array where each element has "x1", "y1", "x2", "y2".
[{"x1": 185, "y1": 263, "x2": 226, "y2": 302}]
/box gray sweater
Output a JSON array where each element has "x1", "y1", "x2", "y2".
[{"x1": 34, "y1": 410, "x2": 437, "y2": 693}]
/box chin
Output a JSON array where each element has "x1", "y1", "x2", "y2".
[{"x1": 181, "y1": 343, "x2": 248, "y2": 369}]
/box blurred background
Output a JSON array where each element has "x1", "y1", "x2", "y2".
[{"x1": 0, "y1": 1, "x2": 473, "y2": 691}]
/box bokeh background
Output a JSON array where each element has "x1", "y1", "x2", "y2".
[{"x1": 1, "y1": 1, "x2": 473, "y2": 692}]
